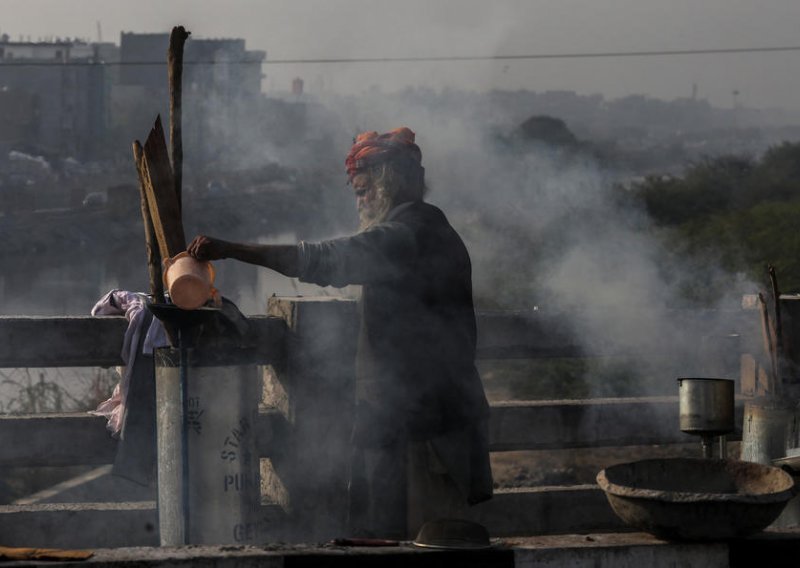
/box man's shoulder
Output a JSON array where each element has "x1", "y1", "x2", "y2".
[
  {"x1": 387, "y1": 200, "x2": 448, "y2": 225},
  {"x1": 386, "y1": 201, "x2": 470, "y2": 257}
]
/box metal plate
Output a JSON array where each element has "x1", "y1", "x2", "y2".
[{"x1": 412, "y1": 541, "x2": 493, "y2": 550}]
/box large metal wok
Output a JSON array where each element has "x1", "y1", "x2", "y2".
[{"x1": 597, "y1": 458, "x2": 796, "y2": 540}]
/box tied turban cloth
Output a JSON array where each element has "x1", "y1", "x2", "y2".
[{"x1": 345, "y1": 127, "x2": 423, "y2": 181}]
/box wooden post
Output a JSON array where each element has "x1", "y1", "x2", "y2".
[
  {"x1": 262, "y1": 297, "x2": 358, "y2": 542},
  {"x1": 757, "y1": 293, "x2": 780, "y2": 396},
  {"x1": 168, "y1": 26, "x2": 190, "y2": 212},
  {"x1": 133, "y1": 140, "x2": 165, "y2": 303},
  {"x1": 779, "y1": 296, "x2": 800, "y2": 398}
]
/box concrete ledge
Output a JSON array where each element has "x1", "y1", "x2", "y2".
[
  {"x1": 3, "y1": 486, "x2": 621, "y2": 547},
  {"x1": 0, "y1": 543, "x2": 513, "y2": 568},
  {"x1": 0, "y1": 316, "x2": 128, "y2": 367},
  {"x1": 1, "y1": 309, "x2": 753, "y2": 367},
  {"x1": 2, "y1": 397, "x2": 744, "y2": 467},
  {"x1": 729, "y1": 529, "x2": 800, "y2": 567},
  {"x1": 474, "y1": 308, "x2": 753, "y2": 360},
  {"x1": 0, "y1": 315, "x2": 287, "y2": 368},
  {"x1": 13, "y1": 465, "x2": 155, "y2": 505},
  {"x1": 511, "y1": 533, "x2": 729, "y2": 568},
  {"x1": 0, "y1": 413, "x2": 118, "y2": 467},
  {"x1": 5, "y1": 532, "x2": 799, "y2": 567},
  {"x1": 469, "y1": 486, "x2": 625, "y2": 537},
  {"x1": 0, "y1": 409, "x2": 288, "y2": 467},
  {"x1": 489, "y1": 396, "x2": 744, "y2": 451},
  {"x1": 0, "y1": 502, "x2": 289, "y2": 549},
  {"x1": 476, "y1": 311, "x2": 579, "y2": 359},
  {"x1": 0, "y1": 502, "x2": 159, "y2": 548},
  {"x1": 2, "y1": 486, "x2": 622, "y2": 548}
]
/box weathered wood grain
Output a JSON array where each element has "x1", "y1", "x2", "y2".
[
  {"x1": 133, "y1": 140, "x2": 165, "y2": 303},
  {"x1": 141, "y1": 116, "x2": 184, "y2": 259}
]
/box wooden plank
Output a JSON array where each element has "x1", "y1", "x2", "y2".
[
  {"x1": 133, "y1": 140, "x2": 165, "y2": 303},
  {"x1": 141, "y1": 115, "x2": 185, "y2": 259},
  {"x1": 741, "y1": 354, "x2": 757, "y2": 396},
  {"x1": 0, "y1": 316, "x2": 127, "y2": 368},
  {"x1": 488, "y1": 396, "x2": 745, "y2": 452}
]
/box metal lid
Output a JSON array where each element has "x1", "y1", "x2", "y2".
[{"x1": 412, "y1": 519, "x2": 491, "y2": 550}]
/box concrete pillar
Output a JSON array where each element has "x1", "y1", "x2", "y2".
[
  {"x1": 262, "y1": 296, "x2": 358, "y2": 542},
  {"x1": 155, "y1": 344, "x2": 261, "y2": 545}
]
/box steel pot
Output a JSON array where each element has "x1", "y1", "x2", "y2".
[{"x1": 678, "y1": 377, "x2": 735, "y2": 435}]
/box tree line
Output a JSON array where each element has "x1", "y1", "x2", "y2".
[{"x1": 627, "y1": 142, "x2": 800, "y2": 300}]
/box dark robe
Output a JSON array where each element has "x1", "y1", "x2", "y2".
[{"x1": 298, "y1": 200, "x2": 492, "y2": 506}]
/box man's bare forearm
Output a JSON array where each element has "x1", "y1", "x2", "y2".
[
  {"x1": 223, "y1": 242, "x2": 300, "y2": 277},
  {"x1": 188, "y1": 236, "x2": 300, "y2": 277}
]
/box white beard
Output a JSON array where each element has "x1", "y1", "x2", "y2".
[{"x1": 358, "y1": 185, "x2": 393, "y2": 232}]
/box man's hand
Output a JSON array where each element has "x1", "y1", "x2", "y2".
[{"x1": 187, "y1": 235, "x2": 229, "y2": 261}]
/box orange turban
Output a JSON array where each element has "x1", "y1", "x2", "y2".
[{"x1": 345, "y1": 127, "x2": 422, "y2": 180}]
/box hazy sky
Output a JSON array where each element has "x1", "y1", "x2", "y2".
[{"x1": 5, "y1": 0, "x2": 800, "y2": 110}]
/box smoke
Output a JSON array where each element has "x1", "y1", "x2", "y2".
[
  {"x1": 0, "y1": 73, "x2": 774, "y2": 545},
  {"x1": 0, "y1": 81, "x2": 762, "y2": 399},
  {"x1": 269, "y1": 87, "x2": 758, "y2": 395}
]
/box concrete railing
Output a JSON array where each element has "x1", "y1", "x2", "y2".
[{"x1": 0, "y1": 297, "x2": 756, "y2": 548}]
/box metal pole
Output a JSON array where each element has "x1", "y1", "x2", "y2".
[
  {"x1": 701, "y1": 435, "x2": 714, "y2": 459},
  {"x1": 179, "y1": 328, "x2": 190, "y2": 543}
]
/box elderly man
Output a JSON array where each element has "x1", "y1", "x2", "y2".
[{"x1": 188, "y1": 127, "x2": 492, "y2": 538}]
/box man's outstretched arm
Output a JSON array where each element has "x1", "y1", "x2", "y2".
[{"x1": 187, "y1": 235, "x2": 300, "y2": 277}]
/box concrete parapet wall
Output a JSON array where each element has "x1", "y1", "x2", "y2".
[
  {"x1": 3, "y1": 532, "x2": 800, "y2": 567},
  {"x1": 0, "y1": 316, "x2": 128, "y2": 367},
  {"x1": 489, "y1": 396, "x2": 744, "y2": 451},
  {"x1": 0, "y1": 487, "x2": 622, "y2": 547},
  {"x1": 0, "y1": 397, "x2": 744, "y2": 468},
  {"x1": 0, "y1": 314, "x2": 287, "y2": 368},
  {"x1": 0, "y1": 301, "x2": 763, "y2": 549}
]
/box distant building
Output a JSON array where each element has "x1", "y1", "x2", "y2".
[
  {"x1": 0, "y1": 31, "x2": 266, "y2": 164},
  {"x1": 117, "y1": 32, "x2": 266, "y2": 166},
  {"x1": 119, "y1": 32, "x2": 265, "y2": 98},
  {"x1": 292, "y1": 77, "x2": 304, "y2": 96},
  {"x1": 0, "y1": 34, "x2": 117, "y2": 159}
]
